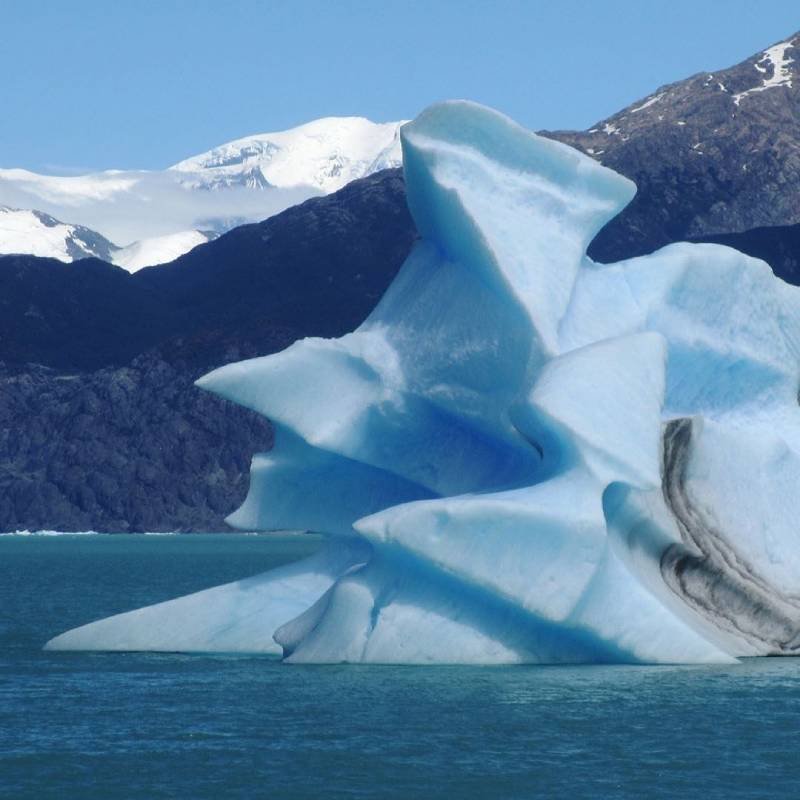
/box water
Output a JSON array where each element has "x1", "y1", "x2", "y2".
[{"x1": 2, "y1": 533, "x2": 799, "y2": 799}]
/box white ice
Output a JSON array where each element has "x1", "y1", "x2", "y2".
[{"x1": 47, "y1": 101, "x2": 800, "y2": 664}]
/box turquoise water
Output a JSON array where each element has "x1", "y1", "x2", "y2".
[{"x1": 2, "y1": 534, "x2": 800, "y2": 799}]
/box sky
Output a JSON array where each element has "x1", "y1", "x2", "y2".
[{"x1": 1, "y1": 0, "x2": 798, "y2": 173}]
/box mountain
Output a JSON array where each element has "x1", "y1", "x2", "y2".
[
  {"x1": 0, "y1": 355, "x2": 273, "y2": 533},
  {"x1": 0, "y1": 116, "x2": 404, "y2": 259},
  {"x1": 0, "y1": 205, "x2": 117, "y2": 262},
  {"x1": 545, "y1": 32, "x2": 800, "y2": 262},
  {"x1": 0, "y1": 205, "x2": 213, "y2": 272},
  {"x1": 171, "y1": 116, "x2": 405, "y2": 192}
]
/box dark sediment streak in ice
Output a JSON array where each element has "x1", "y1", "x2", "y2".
[{"x1": 660, "y1": 418, "x2": 800, "y2": 654}]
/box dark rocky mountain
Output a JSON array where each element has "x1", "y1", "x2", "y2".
[
  {"x1": 4, "y1": 33, "x2": 800, "y2": 531},
  {"x1": 544, "y1": 32, "x2": 800, "y2": 263},
  {"x1": 134, "y1": 168, "x2": 415, "y2": 367}
]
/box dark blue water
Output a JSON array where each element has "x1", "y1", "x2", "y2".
[{"x1": 2, "y1": 533, "x2": 799, "y2": 799}]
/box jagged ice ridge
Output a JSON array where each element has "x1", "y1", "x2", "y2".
[{"x1": 47, "y1": 101, "x2": 800, "y2": 664}]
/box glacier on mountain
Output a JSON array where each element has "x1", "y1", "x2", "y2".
[{"x1": 47, "y1": 101, "x2": 800, "y2": 664}]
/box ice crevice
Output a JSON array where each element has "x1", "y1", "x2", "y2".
[{"x1": 46, "y1": 100, "x2": 800, "y2": 664}]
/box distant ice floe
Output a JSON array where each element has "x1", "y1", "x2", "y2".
[{"x1": 48, "y1": 101, "x2": 800, "y2": 665}]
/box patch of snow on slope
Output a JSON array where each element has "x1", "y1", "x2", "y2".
[
  {"x1": 630, "y1": 92, "x2": 665, "y2": 113},
  {"x1": 733, "y1": 39, "x2": 795, "y2": 106},
  {"x1": 112, "y1": 230, "x2": 211, "y2": 272}
]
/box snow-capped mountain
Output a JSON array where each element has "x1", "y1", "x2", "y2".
[
  {"x1": 171, "y1": 116, "x2": 405, "y2": 192},
  {"x1": 0, "y1": 205, "x2": 212, "y2": 271},
  {"x1": 0, "y1": 206, "x2": 117, "y2": 262},
  {"x1": 0, "y1": 116, "x2": 405, "y2": 265}
]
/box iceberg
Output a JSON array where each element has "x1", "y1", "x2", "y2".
[{"x1": 47, "y1": 101, "x2": 800, "y2": 664}]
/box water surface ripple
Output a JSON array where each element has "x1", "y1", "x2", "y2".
[{"x1": 1, "y1": 534, "x2": 798, "y2": 799}]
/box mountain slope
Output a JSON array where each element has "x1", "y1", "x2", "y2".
[
  {"x1": 0, "y1": 255, "x2": 167, "y2": 370},
  {"x1": 0, "y1": 206, "x2": 117, "y2": 262},
  {"x1": 545, "y1": 32, "x2": 800, "y2": 262},
  {"x1": 133, "y1": 169, "x2": 415, "y2": 356},
  {"x1": 113, "y1": 230, "x2": 213, "y2": 271},
  {"x1": 171, "y1": 116, "x2": 405, "y2": 192},
  {"x1": 0, "y1": 206, "x2": 212, "y2": 272},
  {"x1": 0, "y1": 356, "x2": 273, "y2": 533}
]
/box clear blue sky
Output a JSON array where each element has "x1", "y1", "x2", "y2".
[{"x1": 1, "y1": 0, "x2": 798, "y2": 172}]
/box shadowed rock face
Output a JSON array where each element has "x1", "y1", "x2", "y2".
[{"x1": 660, "y1": 418, "x2": 800, "y2": 654}]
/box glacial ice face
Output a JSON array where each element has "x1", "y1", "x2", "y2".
[{"x1": 47, "y1": 101, "x2": 800, "y2": 664}]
